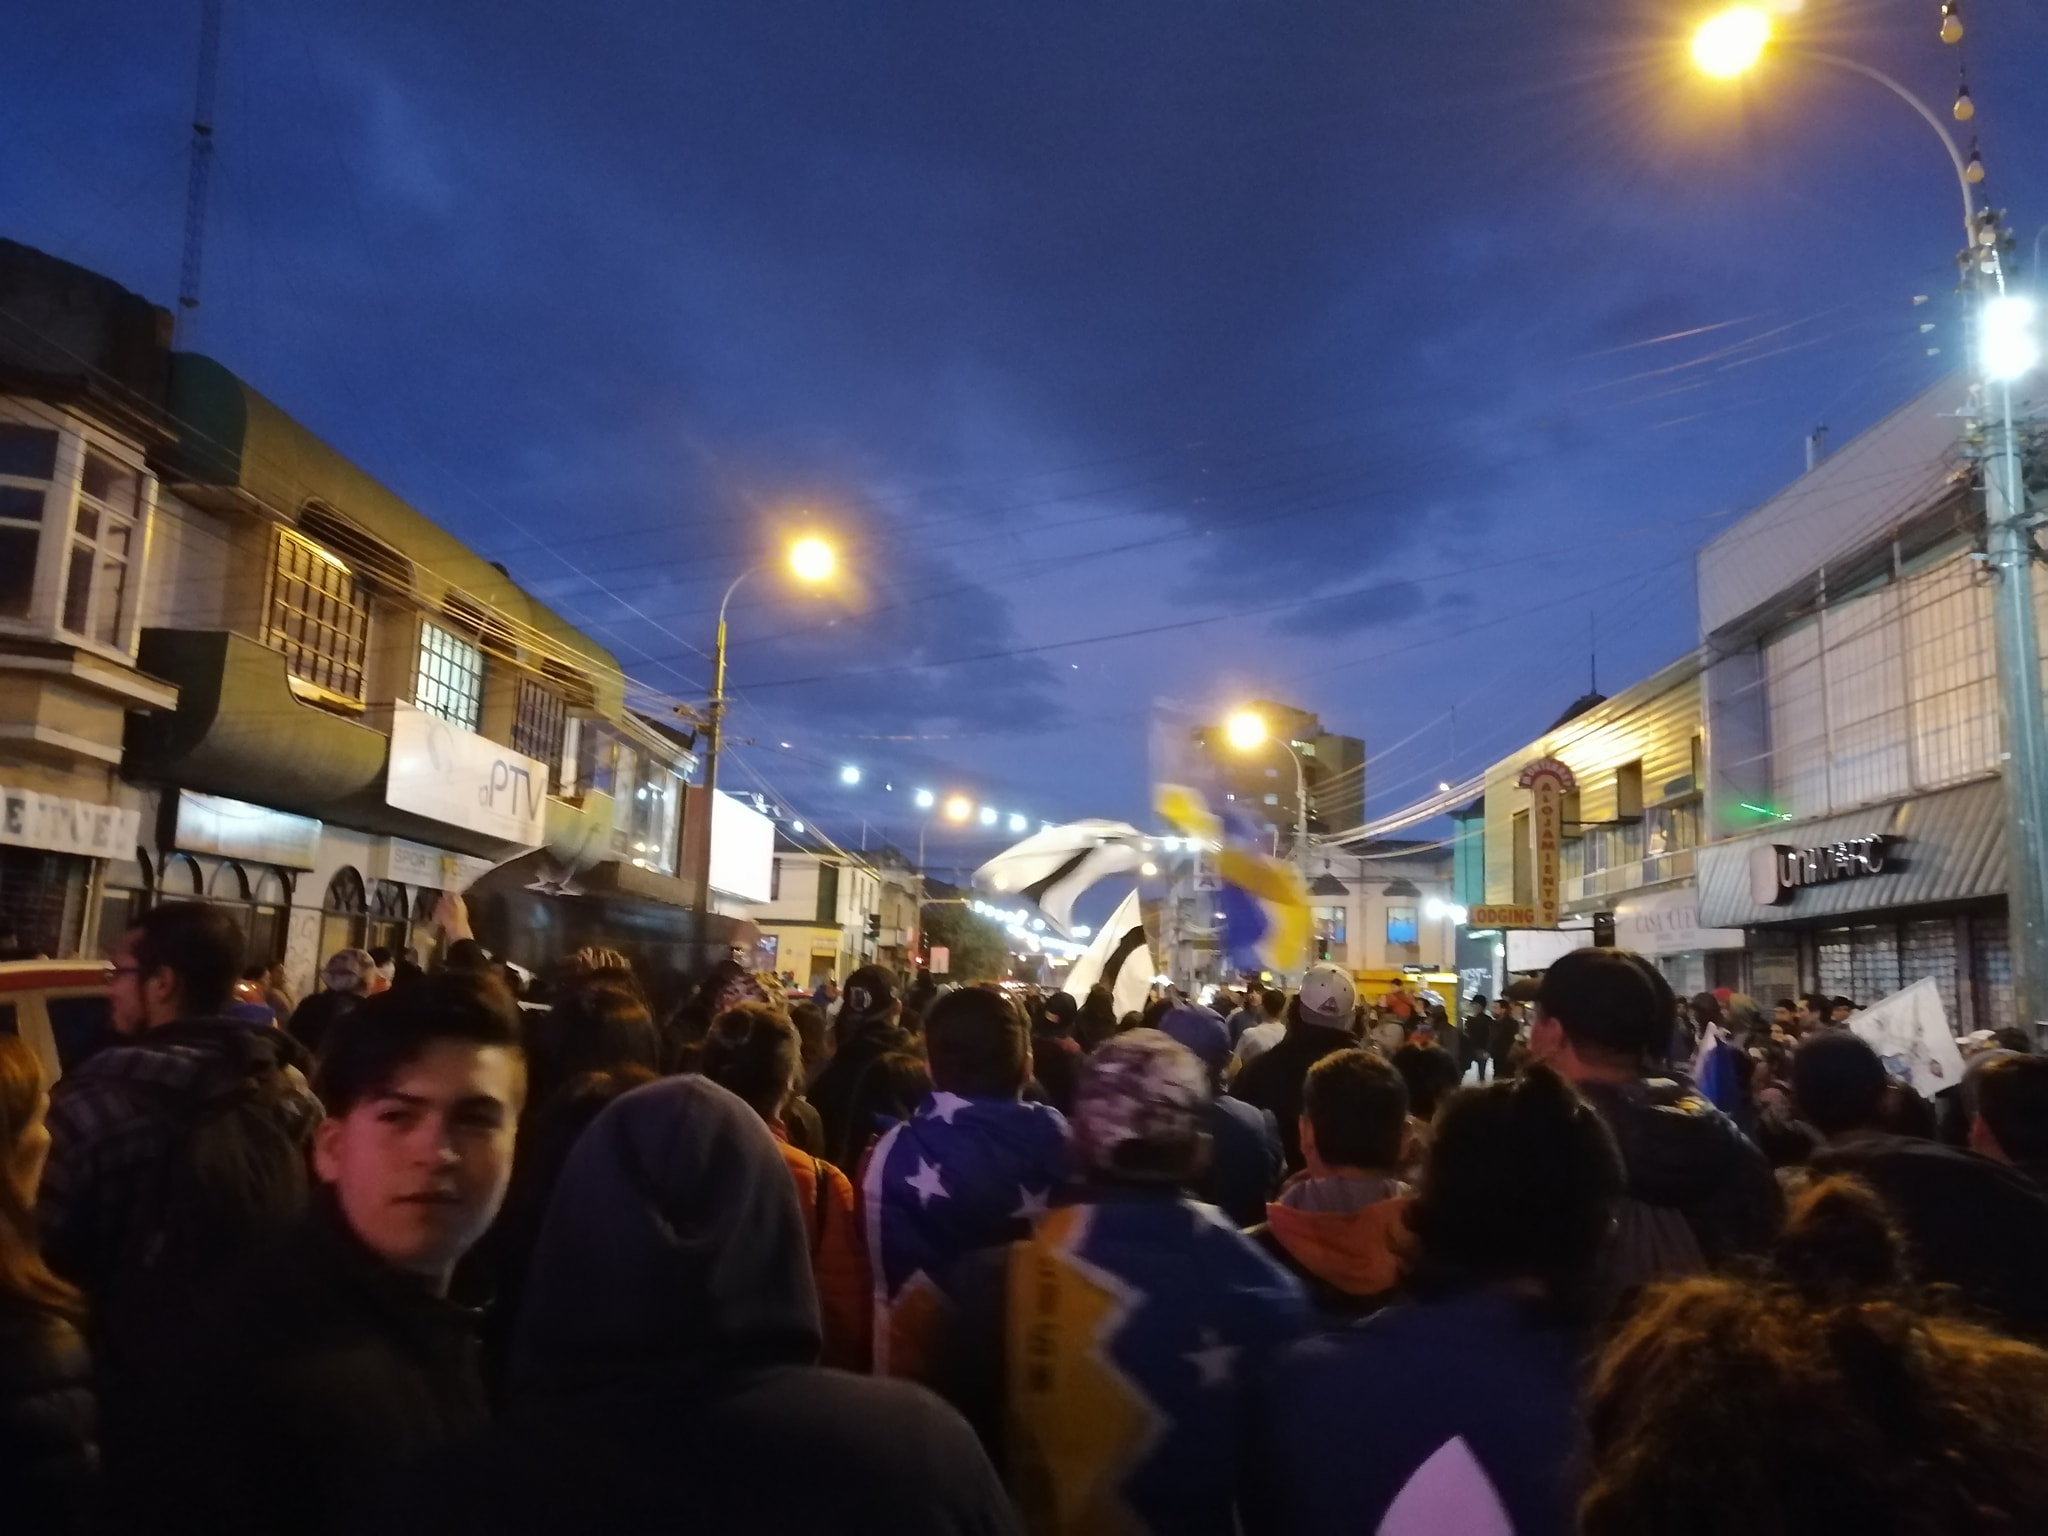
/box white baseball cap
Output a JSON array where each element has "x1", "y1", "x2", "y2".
[{"x1": 1297, "y1": 962, "x2": 1357, "y2": 1028}]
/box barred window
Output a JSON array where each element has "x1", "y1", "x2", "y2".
[
  {"x1": 415, "y1": 621, "x2": 485, "y2": 731},
  {"x1": 265, "y1": 528, "x2": 370, "y2": 703},
  {"x1": 512, "y1": 677, "x2": 568, "y2": 788}
]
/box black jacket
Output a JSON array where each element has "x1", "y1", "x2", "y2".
[
  {"x1": 1198, "y1": 1095, "x2": 1285, "y2": 1226},
  {"x1": 377, "y1": 1076, "x2": 1018, "y2": 1536},
  {"x1": 1576, "y1": 1073, "x2": 1782, "y2": 1285},
  {"x1": 1232, "y1": 1024, "x2": 1356, "y2": 1171},
  {"x1": 110, "y1": 1196, "x2": 488, "y2": 1536},
  {"x1": 809, "y1": 1020, "x2": 919, "y2": 1170},
  {"x1": 0, "y1": 1302, "x2": 96, "y2": 1536},
  {"x1": 1813, "y1": 1132, "x2": 2048, "y2": 1339}
]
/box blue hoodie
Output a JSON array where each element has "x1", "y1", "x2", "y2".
[{"x1": 1248, "y1": 1289, "x2": 1586, "y2": 1536}]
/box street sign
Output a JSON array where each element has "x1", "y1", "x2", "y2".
[
  {"x1": 1469, "y1": 904, "x2": 1539, "y2": 928},
  {"x1": 929, "y1": 945, "x2": 950, "y2": 975}
]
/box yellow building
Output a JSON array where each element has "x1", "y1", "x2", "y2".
[{"x1": 1477, "y1": 655, "x2": 1742, "y2": 994}]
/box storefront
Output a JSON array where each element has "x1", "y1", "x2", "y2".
[{"x1": 1695, "y1": 778, "x2": 2013, "y2": 1030}]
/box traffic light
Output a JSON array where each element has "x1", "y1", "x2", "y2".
[{"x1": 865, "y1": 912, "x2": 881, "y2": 941}]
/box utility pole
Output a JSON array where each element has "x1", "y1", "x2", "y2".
[
  {"x1": 1970, "y1": 210, "x2": 2048, "y2": 1030},
  {"x1": 178, "y1": 0, "x2": 223, "y2": 334}
]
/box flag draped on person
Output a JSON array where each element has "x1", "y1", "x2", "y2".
[{"x1": 863, "y1": 1091, "x2": 1070, "y2": 1380}]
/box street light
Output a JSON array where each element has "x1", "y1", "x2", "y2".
[
  {"x1": 1690, "y1": 5, "x2": 1770, "y2": 78},
  {"x1": 1223, "y1": 706, "x2": 1311, "y2": 884},
  {"x1": 839, "y1": 764, "x2": 862, "y2": 786},
  {"x1": 943, "y1": 795, "x2": 972, "y2": 823},
  {"x1": 913, "y1": 788, "x2": 936, "y2": 810},
  {"x1": 690, "y1": 534, "x2": 837, "y2": 960},
  {"x1": 1692, "y1": 10, "x2": 2048, "y2": 1030},
  {"x1": 1982, "y1": 295, "x2": 2040, "y2": 381}
]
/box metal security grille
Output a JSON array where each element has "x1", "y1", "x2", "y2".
[
  {"x1": 1815, "y1": 923, "x2": 1904, "y2": 1005},
  {"x1": 415, "y1": 620, "x2": 484, "y2": 731},
  {"x1": 265, "y1": 528, "x2": 370, "y2": 703},
  {"x1": 0, "y1": 847, "x2": 88, "y2": 956},
  {"x1": 1971, "y1": 912, "x2": 2014, "y2": 1030},
  {"x1": 511, "y1": 677, "x2": 567, "y2": 787},
  {"x1": 1902, "y1": 917, "x2": 1959, "y2": 1025}
]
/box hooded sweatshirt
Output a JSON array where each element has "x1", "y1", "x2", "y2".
[
  {"x1": 1254, "y1": 1172, "x2": 1410, "y2": 1318},
  {"x1": 377, "y1": 1077, "x2": 1019, "y2": 1536}
]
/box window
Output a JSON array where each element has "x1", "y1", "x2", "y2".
[
  {"x1": 62, "y1": 451, "x2": 140, "y2": 645},
  {"x1": 511, "y1": 677, "x2": 568, "y2": 787},
  {"x1": 415, "y1": 621, "x2": 485, "y2": 731},
  {"x1": 1615, "y1": 761, "x2": 1644, "y2": 821},
  {"x1": 1263, "y1": 792, "x2": 1280, "y2": 805},
  {"x1": 770, "y1": 857, "x2": 782, "y2": 901},
  {"x1": 265, "y1": 528, "x2": 371, "y2": 704},
  {"x1": 1386, "y1": 906, "x2": 1419, "y2": 946},
  {"x1": 1312, "y1": 905, "x2": 1347, "y2": 944},
  {"x1": 0, "y1": 413, "x2": 152, "y2": 652},
  {"x1": 615, "y1": 760, "x2": 683, "y2": 874},
  {"x1": 0, "y1": 422, "x2": 57, "y2": 620}
]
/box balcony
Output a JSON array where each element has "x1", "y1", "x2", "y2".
[{"x1": 1562, "y1": 847, "x2": 1696, "y2": 906}]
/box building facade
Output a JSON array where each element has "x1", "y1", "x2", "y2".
[
  {"x1": 1693, "y1": 376, "x2": 2038, "y2": 1028},
  {"x1": 0, "y1": 241, "x2": 712, "y2": 1003},
  {"x1": 753, "y1": 836, "x2": 885, "y2": 988},
  {"x1": 1467, "y1": 659, "x2": 1740, "y2": 998}
]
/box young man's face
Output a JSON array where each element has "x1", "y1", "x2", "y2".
[
  {"x1": 314, "y1": 1039, "x2": 522, "y2": 1286},
  {"x1": 1774, "y1": 1003, "x2": 1797, "y2": 1027},
  {"x1": 1830, "y1": 1002, "x2": 1853, "y2": 1023},
  {"x1": 107, "y1": 928, "x2": 178, "y2": 1034}
]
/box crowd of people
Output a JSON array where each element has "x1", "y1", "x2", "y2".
[{"x1": 5, "y1": 903, "x2": 2048, "y2": 1534}]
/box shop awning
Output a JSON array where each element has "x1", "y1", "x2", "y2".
[{"x1": 1695, "y1": 778, "x2": 2005, "y2": 928}]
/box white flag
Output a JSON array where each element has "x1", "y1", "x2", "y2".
[{"x1": 1849, "y1": 976, "x2": 1966, "y2": 1097}]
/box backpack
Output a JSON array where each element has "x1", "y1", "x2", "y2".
[
  {"x1": 107, "y1": 1027, "x2": 314, "y2": 1363},
  {"x1": 1608, "y1": 1196, "x2": 1707, "y2": 1300}
]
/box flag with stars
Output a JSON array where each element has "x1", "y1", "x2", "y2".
[
  {"x1": 1002, "y1": 1196, "x2": 1310, "y2": 1535},
  {"x1": 863, "y1": 1090, "x2": 1071, "y2": 1379}
]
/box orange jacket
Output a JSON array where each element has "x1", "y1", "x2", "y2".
[
  {"x1": 778, "y1": 1138, "x2": 874, "y2": 1371},
  {"x1": 1263, "y1": 1186, "x2": 1410, "y2": 1303}
]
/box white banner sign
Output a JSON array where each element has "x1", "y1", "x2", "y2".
[
  {"x1": 1850, "y1": 977, "x2": 1966, "y2": 1097},
  {"x1": 374, "y1": 836, "x2": 496, "y2": 892},
  {"x1": 1613, "y1": 886, "x2": 1746, "y2": 958},
  {"x1": 385, "y1": 704, "x2": 547, "y2": 848},
  {"x1": 0, "y1": 786, "x2": 141, "y2": 860}
]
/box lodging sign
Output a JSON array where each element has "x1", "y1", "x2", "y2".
[
  {"x1": 1518, "y1": 757, "x2": 1577, "y2": 929},
  {"x1": 1469, "y1": 904, "x2": 1539, "y2": 929}
]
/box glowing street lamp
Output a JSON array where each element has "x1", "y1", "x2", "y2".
[
  {"x1": 1223, "y1": 705, "x2": 1310, "y2": 880},
  {"x1": 1690, "y1": 5, "x2": 1771, "y2": 79},
  {"x1": 838, "y1": 764, "x2": 862, "y2": 785},
  {"x1": 789, "y1": 535, "x2": 835, "y2": 583},
  {"x1": 1224, "y1": 709, "x2": 1267, "y2": 752},
  {"x1": 913, "y1": 788, "x2": 936, "y2": 810},
  {"x1": 1982, "y1": 294, "x2": 2040, "y2": 382},
  {"x1": 944, "y1": 795, "x2": 973, "y2": 823},
  {"x1": 690, "y1": 533, "x2": 840, "y2": 957}
]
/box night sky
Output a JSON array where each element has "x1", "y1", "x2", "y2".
[{"x1": 9, "y1": 0, "x2": 2047, "y2": 892}]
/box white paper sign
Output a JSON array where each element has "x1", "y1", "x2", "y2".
[
  {"x1": 385, "y1": 704, "x2": 547, "y2": 847},
  {"x1": 1850, "y1": 977, "x2": 1967, "y2": 1097}
]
